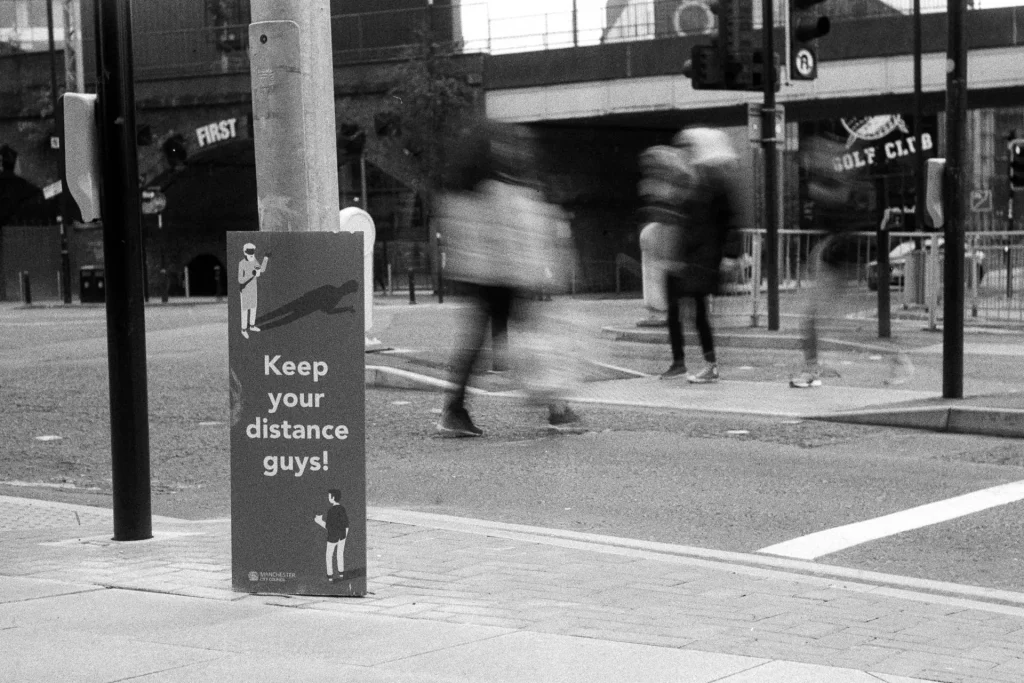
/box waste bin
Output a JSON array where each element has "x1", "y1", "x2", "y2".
[{"x1": 80, "y1": 266, "x2": 105, "y2": 303}]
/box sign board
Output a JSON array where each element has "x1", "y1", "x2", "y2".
[
  {"x1": 43, "y1": 180, "x2": 63, "y2": 200},
  {"x1": 790, "y1": 47, "x2": 817, "y2": 80},
  {"x1": 228, "y1": 231, "x2": 366, "y2": 596},
  {"x1": 141, "y1": 189, "x2": 167, "y2": 214},
  {"x1": 970, "y1": 189, "x2": 993, "y2": 213},
  {"x1": 748, "y1": 104, "x2": 785, "y2": 144}
]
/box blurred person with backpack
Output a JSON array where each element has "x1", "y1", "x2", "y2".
[
  {"x1": 790, "y1": 134, "x2": 913, "y2": 388},
  {"x1": 640, "y1": 127, "x2": 742, "y2": 384},
  {"x1": 434, "y1": 117, "x2": 579, "y2": 436}
]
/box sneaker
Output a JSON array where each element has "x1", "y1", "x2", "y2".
[
  {"x1": 687, "y1": 364, "x2": 719, "y2": 384},
  {"x1": 249, "y1": 325, "x2": 261, "y2": 332},
  {"x1": 659, "y1": 362, "x2": 687, "y2": 380},
  {"x1": 789, "y1": 370, "x2": 822, "y2": 388},
  {"x1": 884, "y1": 353, "x2": 915, "y2": 386},
  {"x1": 548, "y1": 405, "x2": 581, "y2": 426},
  {"x1": 436, "y1": 407, "x2": 483, "y2": 437}
]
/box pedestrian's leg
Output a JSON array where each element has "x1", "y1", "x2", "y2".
[
  {"x1": 336, "y1": 538, "x2": 346, "y2": 576},
  {"x1": 446, "y1": 286, "x2": 488, "y2": 411},
  {"x1": 438, "y1": 284, "x2": 488, "y2": 435},
  {"x1": 490, "y1": 287, "x2": 512, "y2": 372},
  {"x1": 791, "y1": 241, "x2": 827, "y2": 388},
  {"x1": 661, "y1": 275, "x2": 687, "y2": 378},
  {"x1": 694, "y1": 295, "x2": 716, "y2": 364},
  {"x1": 325, "y1": 541, "x2": 336, "y2": 578},
  {"x1": 687, "y1": 295, "x2": 719, "y2": 383}
]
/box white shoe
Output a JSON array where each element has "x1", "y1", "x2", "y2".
[{"x1": 789, "y1": 370, "x2": 822, "y2": 388}]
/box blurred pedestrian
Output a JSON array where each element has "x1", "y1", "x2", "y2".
[
  {"x1": 790, "y1": 135, "x2": 913, "y2": 388},
  {"x1": 434, "y1": 117, "x2": 579, "y2": 436},
  {"x1": 641, "y1": 127, "x2": 742, "y2": 383}
]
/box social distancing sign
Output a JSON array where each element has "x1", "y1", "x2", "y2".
[{"x1": 228, "y1": 231, "x2": 366, "y2": 596}]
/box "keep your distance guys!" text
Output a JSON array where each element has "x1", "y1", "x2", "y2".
[{"x1": 247, "y1": 355, "x2": 348, "y2": 477}]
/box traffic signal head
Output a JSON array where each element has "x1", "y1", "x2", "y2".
[
  {"x1": 161, "y1": 134, "x2": 188, "y2": 167},
  {"x1": 683, "y1": 44, "x2": 724, "y2": 89},
  {"x1": 1009, "y1": 139, "x2": 1024, "y2": 191},
  {"x1": 791, "y1": 0, "x2": 831, "y2": 41},
  {"x1": 790, "y1": 0, "x2": 830, "y2": 81}
]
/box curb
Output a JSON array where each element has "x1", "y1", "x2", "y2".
[
  {"x1": 369, "y1": 507, "x2": 1024, "y2": 615},
  {"x1": 366, "y1": 364, "x2": 1024, "y2": 439},
  {"x1": 602, "y1": 326, "x2": 910, "y2": 355},
  {"x1": 817, "y1": 405, "x2": 1024, "y2": 438}
]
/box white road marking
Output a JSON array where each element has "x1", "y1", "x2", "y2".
[
  {"x1": 759, "y1": 479, "x2": 1024, "y2": 560},
  {"x1": 918, "y1": 342, "x2": 1024, "y2": 357}
]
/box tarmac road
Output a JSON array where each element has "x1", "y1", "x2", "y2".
[{"x1": 2, "y1": 300, "x2": 1023, "y2": 596}]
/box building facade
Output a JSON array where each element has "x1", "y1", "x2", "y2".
[{"x1": 3, "y1": 1, "x2": 1024, "y2": 301}]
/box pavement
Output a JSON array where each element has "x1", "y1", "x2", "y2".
[
  {"x1": 364, "y1": 293, "x2": 1024, "y2": 438},
  {"x1": 5, "y1": 293, "x2": 1024, "y2": 682},
  {"x1": 6, "y1": 495, "x2": 1024, "y2": 683}
]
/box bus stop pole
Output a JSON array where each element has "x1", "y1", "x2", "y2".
[{"x1": 95, "y1": 0, "x2": 152, "y2": 541}]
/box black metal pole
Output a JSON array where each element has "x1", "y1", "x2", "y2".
[
  {"x1": 47, "y1": 0, "x2": 73, "y2": 304},
  {"x1": 877, "y1": 224, "x2": 891, "y2": 337},
  {"x1": 943, "y1": 0, "x2": 966, "y2": 399},
  {"x1": 762, "y1": 0, "x2": 779, "y2": 330},
  {"x1": 95, "y1": 0, "x2": 152, "y2": 540},
  {"x1": 913, "y1": 0, "x2": 923, "y2": 227}
]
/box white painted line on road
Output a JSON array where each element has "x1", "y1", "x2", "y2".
[{"x1": 759, "y1": 479, "x2": 1024, "y2": 560}]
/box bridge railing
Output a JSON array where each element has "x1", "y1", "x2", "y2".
[{"x1": 54, "y1": 0, "x2": 972, "y2": 79}]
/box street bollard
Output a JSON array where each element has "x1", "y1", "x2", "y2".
[
  {"x1": 160, "y1": 268, "x2": 170, "y2": 303},
  {"x1": 1006, "y1": 247, "x2": 1013, "y2": 300},
  {"x1": 19, "y1": 271, "x2": 31, "y2": 305},
  {"x1": 436, "y1": 232, "x2": 444, "y2": 304},
  {"x1": 408, "y1": 269, "x2": 416, "y2": 305},
  {"x1": 214, "y1": 265, "x2": 222, "y2": 302}
]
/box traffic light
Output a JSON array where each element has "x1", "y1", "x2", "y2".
[
  {"x1": 161, "y1": 134, "x2": 188, "y2": 168},
  {"x1": 790, "y1": 0, "x2": 830, "y2": 80},
  {"x1": 742, "y1": 49, "x2": 780, "y2": 91},
  {"x1": 338, "y1": 122, "x2": 366, "y2": 160},
  {"x1": 1009, "y1": 138, "x2": 1024, "y2": 191},
  {"x1": 57, "y1": 93, "x2": 101, "y2": 222},
  {"x1": 683, "y1": 44, "x2": 724, "y2": 89},
  {"x1": 683, "y1": 0, "x2": 774, "y2": 91}
]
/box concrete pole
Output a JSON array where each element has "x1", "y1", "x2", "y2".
[
  {"x1": 249, "y1": 0, "x2": 339, "y2": 233},
  {"x1": 63, "y1": 0, "x2": 85, "y2": 93}
]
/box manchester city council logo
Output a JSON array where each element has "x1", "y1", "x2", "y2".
[{"x1": 248, "y1": 571, "x2": 259, "y2": 582}]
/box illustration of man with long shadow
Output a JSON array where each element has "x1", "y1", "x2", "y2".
[
  {"x1": 238, "y1": 243, "x2": 269, "y2": 338},
  {"x1": 314, "y1": 488, "x2": 349, "y2": 582}
]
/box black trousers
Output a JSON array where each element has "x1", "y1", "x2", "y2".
[
  {"x1": 446, "y1": 282, "x2": 517, "y2": 410},
  {"x1": 666, "y1": 275, "x2": 716, "y2": 366}
]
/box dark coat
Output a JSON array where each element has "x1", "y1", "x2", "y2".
[{"x1": 670, "y1": 160, "x2": 741, "y2": 296}]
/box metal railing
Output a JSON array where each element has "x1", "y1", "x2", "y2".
[{"x1": 727, "y1": 228, "x2": 1024, "y2": 327}]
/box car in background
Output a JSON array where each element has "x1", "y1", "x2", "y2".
[{"x1": 867, "y1": 239, "x2": 985, "y2": 291}]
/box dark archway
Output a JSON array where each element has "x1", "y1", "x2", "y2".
[{"x1": 187, "y1": 253, "x2": 225, "y2": 296}]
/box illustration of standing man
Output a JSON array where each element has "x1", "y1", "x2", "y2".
[
  {"x1": 238, "y1": 242, "x2": 269, "y2": 338},
  {"x1": 314, "y1": 488, "x2": 349, "y2": 582}
]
